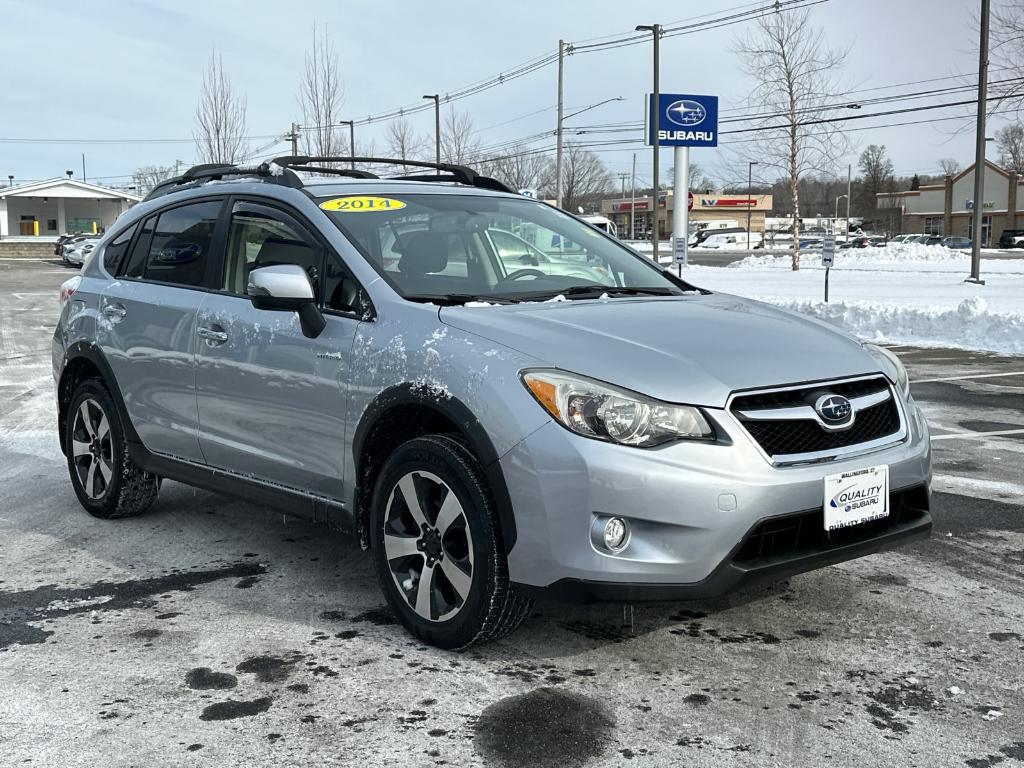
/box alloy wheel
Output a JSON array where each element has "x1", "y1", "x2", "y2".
[
  {"x1": 383, "y1": 471, "x2": 474, "y2": 622},
  {"x1": 71, "y1": 399, "x2": 114, "y2": 500}
]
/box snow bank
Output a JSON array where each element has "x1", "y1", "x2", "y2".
[
  {"x1": 757, "y1": 295, "x2": 1024, "y2": 356},
  {"x1": 730, "y1": 243, "x2": 995, "y2": 270}
]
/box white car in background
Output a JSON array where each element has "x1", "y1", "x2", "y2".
[
  {"x1": 62, "y1": 235, "x2": 100, "y2": 267},
  {"x1": 698, "y1": 231, "x2": 763, "y2": 250}
]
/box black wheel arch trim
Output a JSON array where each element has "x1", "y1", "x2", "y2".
[
  {"x1": 352, "y1": 383, "x2": 518, "y2": 554},
  {"x1": 59, "y1": 341, "x2": 142, "y2": 454}
]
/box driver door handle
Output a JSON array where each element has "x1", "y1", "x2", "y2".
[{"x1": 197, "y1": 324, "x2": 229, "y2": 345}]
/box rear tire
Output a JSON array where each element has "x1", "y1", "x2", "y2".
[
  {"x1": 370, "y1": 434, "x2": 530, "y2": 649},
  {"x1": 66, "y1": 379, "x2": 159, "y2": 519}
]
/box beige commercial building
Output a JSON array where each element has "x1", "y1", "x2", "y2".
[
  {"x1": 878, "y1": 160, "x2": 1022, "y2": 246},
  {"x1": 600, "y1": 192, "x2": 772, "y2": 240}
]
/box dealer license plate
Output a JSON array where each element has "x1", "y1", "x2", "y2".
[{"x1": 823, "y1": 465, "x2": 889, "y2": 532}]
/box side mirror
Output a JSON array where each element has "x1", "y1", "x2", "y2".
[{"x1": 247, "y1": 264, "x2": 326, "y2": 338}]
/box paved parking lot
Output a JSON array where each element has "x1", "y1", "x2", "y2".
[{"x1": 1, "y1": 259, "x2": 1022, "y2": 767}]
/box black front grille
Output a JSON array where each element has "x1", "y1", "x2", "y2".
[
  {"x1": 732, "y1": 377, "x2": 901, "y2": 458},
  {"x1": 732, "y1": 484, "x2": 928, "y2": 565}
]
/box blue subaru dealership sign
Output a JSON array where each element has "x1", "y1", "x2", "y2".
[{"x1": 647, "y1": 93, "x2": 719, "y2": 148}]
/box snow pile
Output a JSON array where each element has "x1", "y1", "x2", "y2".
[
  {"x1": 730, "y1": 243, "x2": 973, "y2": 270},
  {"x1": 756, "y1": 295, "x2": 1024, "y2": 356},
  {"x1": 687, "y1": 250, "x2": 1024, "y2": 355}
]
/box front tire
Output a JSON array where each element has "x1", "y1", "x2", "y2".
[
  {"x1": 370, "y1": 435, "x2": 530, "y2": 649},
  {"x1": 66, "y1": 379, "x2": 159, "y2": 519}
]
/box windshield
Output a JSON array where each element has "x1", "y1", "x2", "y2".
[{"x1": 320, "y1": 193, "x2": 696, "y2": 304}]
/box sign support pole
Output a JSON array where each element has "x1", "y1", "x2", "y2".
[{"x1": 673, "y1": 146, "x2": 689, "y2": 272}]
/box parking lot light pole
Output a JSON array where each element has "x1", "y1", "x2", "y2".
[
  {"x1": 423, "y1": 95, "x2": 441, "y2": 167},
  {"x1": 835, "y1": 194, "x2": 847, "y2": 232},
  {"x1": 747, "y1": 161, "x2": 758, "y2": 250},
  {"x1": 636, "y1": 24, "x2": 661, "y2": 262}
]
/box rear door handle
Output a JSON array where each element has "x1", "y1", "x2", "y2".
[
  {"x1": 197, "y1": 325, "x2": 229, "y2": 345},
  {"x1": 102, "y1": 302, "x2": 127, "y2": 321}
]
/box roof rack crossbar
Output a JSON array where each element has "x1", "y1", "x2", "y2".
[
  {"x1": 142, "y1": 162, "x2": 303, "y2": 201},
  {"x1": 271, "y1": 155, "x2": 514, "y2": 193}
]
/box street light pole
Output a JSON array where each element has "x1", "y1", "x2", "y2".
[
  {"x1": 834, "y1": 195, "x2": 848, "y2": 225},
  {"x1": 636, "y1": 24, "x2": 661, "y2": 262},
  {"x1": 747, "y1": 161, "x2": 758, "y2": 250},
  {"x1": 626, "y1": 153, "x2": 634, "y2": 240},
  {"x1": 968, "y1": 0, "x2": 991, "y2": 284},
  {"x1": 423, "y1": 94, "x2": 441, "y2": 167}
]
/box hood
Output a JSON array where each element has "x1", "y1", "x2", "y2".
[{"x1": 440, "y1": 294, "x2": 883, "y2": 407}]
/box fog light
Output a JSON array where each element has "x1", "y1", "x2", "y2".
[{"x1": 603, "y1": 517, "x2": 629, "y2": 552}]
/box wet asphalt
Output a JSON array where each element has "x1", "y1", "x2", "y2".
[{"x1": 1, "y1": 259, "x2": 1022, "y2": 767}]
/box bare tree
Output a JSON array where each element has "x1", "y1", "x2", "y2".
[
  {"x1": 440, "y1": 108, "x2": 482, "y2": 166},
  {"x1": 299, "y1": 24, "x2": 346, "y2": 161},
  {"x1": 734, "y1": 7, "x2": 850, "y2": 269},
  {"x1": 481, "y1": 145, "x2": 549, "y2": 191},
  {"x1": 856, "y1": 144, "x2": 895, "y2": 215},
  {"x1": 540, "y1": 143, "x2": 611, "y2": 212},
  {"x1": 193, "y1": 52, "x2": 248, "y2": 165},
  {"x1": 938, "y1": 157, "x2": 961, "y2": 176},
  {"x1": 132, "y1": 164, "x2": 178, "y2": 195},
  {"x1": 386, "y1": 116, "x2": 426, "y2": 161},
  {"x1": 990, "y1": 2, "x2": 1024, "y2": 113},
  {"x1": 996, "y1": 121, "x2": 1024, "y2": 172}
]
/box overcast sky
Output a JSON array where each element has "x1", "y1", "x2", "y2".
[{"x1": 1, "y1": 0, "x2": 998, "y2": 191}]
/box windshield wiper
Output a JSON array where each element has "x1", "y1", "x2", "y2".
[
  {"x1": 513, "y1": 285, "x2": 679, "y2": 302},
  {"x1": 404, "y1": 293, "x2": 518, "y2": 306}
]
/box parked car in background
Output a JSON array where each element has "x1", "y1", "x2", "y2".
[
  {"x1": 690, "y1": 226, "x2": 748, "y2": 248},
  {"x1": 941, "y1": 236, "x2": 972, "y2": 250},
  {"x1": 700, "y1": 232, "x2": 764, "y2": 250},
  {"x1": 998, "y1": 229, "x2": 1024, "y2": 248},
  {"x1": 54, "y1": 233, "x2": 82, "y2": 256},
  {"x1": 62, "y1": 235, "x2": 100, "y2": 267}
]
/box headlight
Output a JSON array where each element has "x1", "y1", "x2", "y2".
[
  {"x1": 521, "y1": 369, "x2": 713, "y2": 447},
  {"x1": 863, "y1": 343, "x2": 910, "y2": 396}
]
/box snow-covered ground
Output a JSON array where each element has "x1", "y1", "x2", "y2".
[{"x1": 678, "y1": 244, "x2": 1024, "y2": 356}]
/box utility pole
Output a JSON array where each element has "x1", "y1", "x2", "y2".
[
  {"x1": 630, "y1": 152, "x2": 637, "y2": 240},
  {"x1": 555, "y1": 39, "x2": 566, "y2": 209},
  {"x1": 846, "y1": 163, "x2": 852, "y2": 242},
  {"x1": 746, "y1": 161, "x2": 758, "y2": 250},
  {"x1": 290, "y1": 123, "x2": 299, "y2": 156},
  {"x1": 423, "y1": 95, "x2": 441, "y2": 167},
  {"x1": 636, "y1": 24, "x2": 662, "y2": 262},
  {"x1": 618, "y1": 173, "x2": 629, "y2": 199},
  {"x1": 338, "y1": 120, "x2": 355, "y2": 169},
  {"x1": 968, "y1": 0, "x2": 990, "y2": 284},
  {"x1": 81, "y1": 153, "x2": 86, "y2": 183}
]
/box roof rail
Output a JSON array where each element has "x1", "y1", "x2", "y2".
[
  {"x1": 142, "y1": 162, "x2": 303, "y2": 202},
  {"x1": 271, "y1": 156, "x2": 514, "y2": 193}
]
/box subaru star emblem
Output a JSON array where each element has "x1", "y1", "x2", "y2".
[
  {"x1": 815, "y1": 394, "x2": 853, "y2": 424},
  {"x1": 666, "y1": 99, "x2": 707, "y2": 127}
]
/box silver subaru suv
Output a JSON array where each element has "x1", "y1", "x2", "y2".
[{"x1": 53, "y1": 157, "x2": 931, "y2": 648}]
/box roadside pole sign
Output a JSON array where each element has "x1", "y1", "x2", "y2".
[
  {"x1": 822, "y1": 235, "x2": 836, "y2": 302},
  {"x1": 646, "y1": 93, "x2": 719, "y2": 271},
  {"x1": 646, "y1": 94, "x2": 719, "y2": 148}
]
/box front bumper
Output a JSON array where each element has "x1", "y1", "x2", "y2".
[{"x1": 502, "y1": 394, "x2": 931, "y2": 600}]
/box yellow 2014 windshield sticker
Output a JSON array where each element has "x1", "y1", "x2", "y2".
[{"x1": 320, "y1": 196, "x2": 407, "y2": 212}]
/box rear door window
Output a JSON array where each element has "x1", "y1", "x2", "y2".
[
  {"x1": 102, "y1": 224, "x2": 137, "y2": 274},
  {"x1": 140, "y1": 200, "x2": 223, "y2": 287}
]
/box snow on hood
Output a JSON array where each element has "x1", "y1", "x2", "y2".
[{"x1": 440, "y1": 294, "x2": 883, "y2": 407}]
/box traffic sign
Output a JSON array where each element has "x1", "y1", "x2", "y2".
[
  {"x1": 822, "y1": 235, "x2": 836, "y2": 267},
  {"x1": 647, "y1": 94, "x2": 719, "y2": 148}
]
